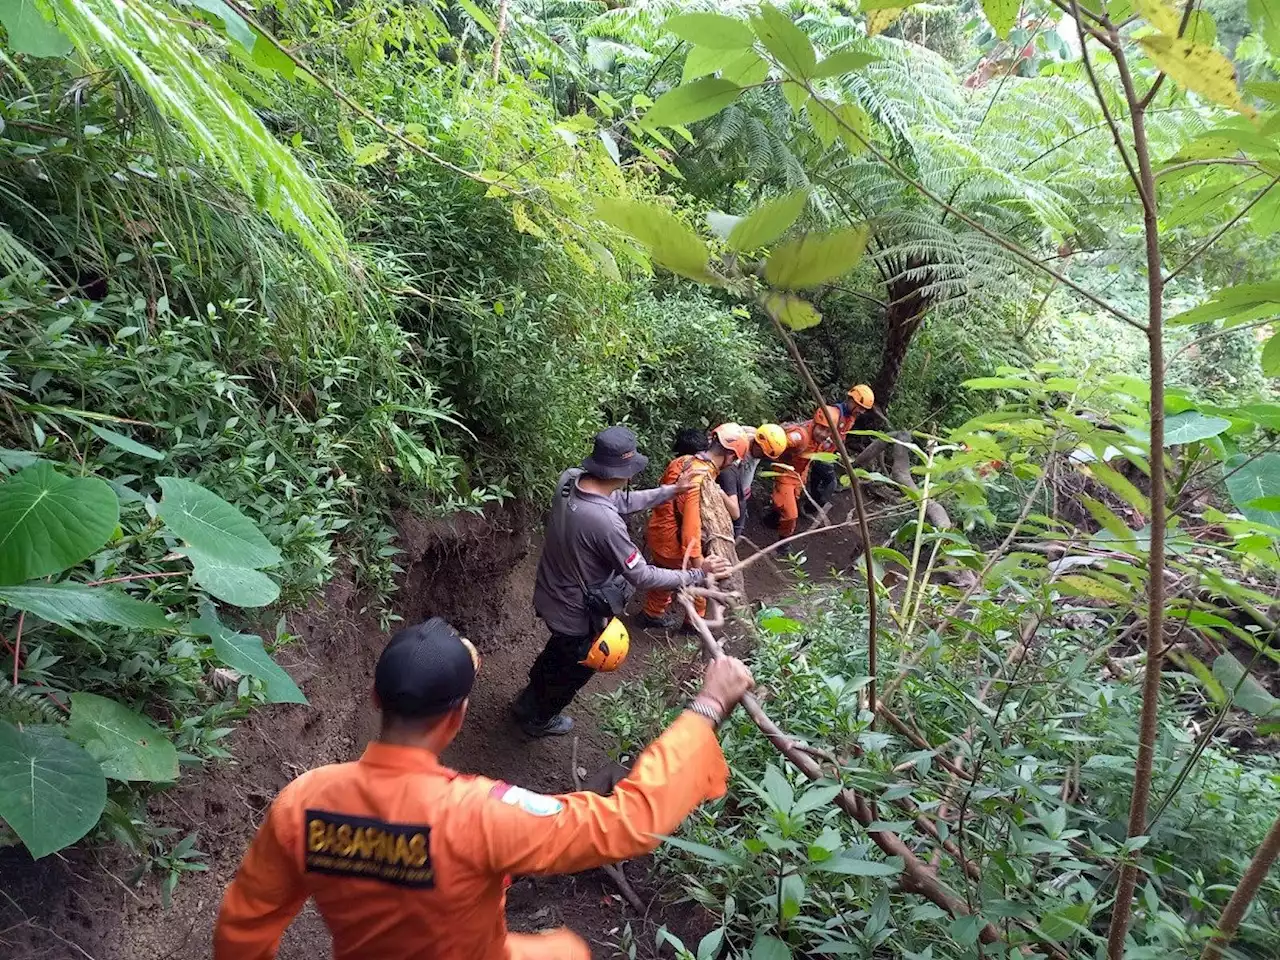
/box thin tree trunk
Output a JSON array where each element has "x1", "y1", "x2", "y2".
[
  {"x1": 491, "y1": 0, "x2": 510, "y2": 82},
  {"x1": 1104, "y1": 27, "x2": 1166, "y2": 959},
  {"x1": 1202, "y1": 810, "x2": 1280, "y2": 960}
]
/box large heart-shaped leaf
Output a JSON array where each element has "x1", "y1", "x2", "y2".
[
  {"x1": 0, "y1": 583, "x2": 172, "y2": 630},
  {"x1": 1225, "y1": 452, "x2": 1280, "y2": 527},
  {"x1": 0, "y1": 722, "x2": 106, "y2": 858},
  {"x1": 157, "y1": 477, "x2": 281, "y2": 569},
  {"x1": 68, "y1": 693, "x2": 179, "y2": 782},
  {"x1": 1162, "y1": 411, "x2": 1230, "y2": 446},
  {"x1": 0, "y1": 463, "x2": 119, "y2": 584},
  {"x1": 0, "y1": 0, "x2": 72, "y2": 57},
  {"x1": 186, "y1": 547, "x2": 280, "y2": 608}
]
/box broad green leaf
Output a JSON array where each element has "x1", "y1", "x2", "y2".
[
  {"x1": 0, "y1": 463, "x2": 119, "y2": 584},
  {"x1": 213, "y1": 628, "x2": 306, "y2": 704},
  {"x1": 598, "y1": 130, "x2": 620, "y2": 166},
  {"x1": 1249, "y1": 187, "x2": 1280, "y2": 237},
  {"x1": 157, "y1": 476, "x2": 282, "y2": 569},
  {"x1": 1225, "y1": 452, "x2": 1280, "y2": 527},
  {"x1": 1081, "y1": 496, "x2": 1136, "y2": 547},
  {"x1": 1137, "y1": 0, "x2": 1181, "y2": 33},
  {"x1": 721, "y1": 51, "x2": 770, "y2": 86},
  {"x1": 85, "y1": 423, "x2": 165, "y2": 461},
  {"x1": 810, "y1": 853, "x2": 905, "y2": 876},
  {"x1": 664, "y1": 13, "x2": 755, "y2": 50},
  {"x1": 781, "y1": 80, "x2": 809, "y2": 113},
  {"x1": 0, "y1": 0, "x2": 71, "y2": 57},
  {"x1": 763, "y1": 291, "x2": 822, "y2": 330},
  {"x1": 657, "y1": 833, "x2": 748, "y2": 866},
  {"x1": 1231, "y1": 402, "x2": 1280, "y2": 428},
  {"x1": 683, "y1": 45, "x2": 743, "y2": 80},
  {"x1": 812, "y1": 49, "x2": 880, "y2": 79},
  {"x1": 765, "y1": 226, "x2": 870, "y2": 289},
  {"x1": 0, "y1": 722, "x2": 106, "y2": 858},
  {"x1": 0, "y1": 583, "x2": 172, "y2": 630},
  {"x1": 1087, "y1": 462, "x2": 1151, "y2": 514},
  {"x1": 1185, "y1": 9, "x2": 1217, "y2": 45},
  {"x1": 759, "y1": 614, "x2": 804, "y2": 634},
  {"x1": 642, "y1": 78, "x2": 742, "y2": 128},
  {"x1": 456, "y1": 0, "x2": 496, "y2": 35},
  {"x1": 187, "y1": 547, "x2": 280, "y2": 608},
  {"x1": 1212, "y1": 653, "x2": 1280, "y2": 716},
  {"x1": 1037, "y1": 902, "x2": 1090, "y2": 942},
  {"x1": 750, "y1": 3, "x2": 817, "y2": 79},
  {"x1": 68, "y1": 693, "x2": 179, "y2": 782},
  {"x1": 354, "y1": 142, "x2": 390, "y2": 166},
  {"x1": 982, "y1": 0, "x2": 1019, "y2": 38},
  {"x1": 1138, "y1": 35, "x2": 1256, "y2": 118},
  {"x1": 1163, "y1": 411, "x2": 1231, "y2": 444},
  {"x1": 834, "y1": 102, "x2": 871, "y2": 154},
  {"x1": 1248, "y1": 0, "x2": 1280, "y2": 53},
  {"x1": 728, "y1": 191, "x2": 808, "y2": 251},
  {"x1": 595, "y1": 197, "x2": 715, "y2": 282},
  {"x1": 807, "y1": 96, "x2": 839, "y2": 147},
  {"x1": 1264, "y1": 332, "x2": 1280, "y2": 376},
  {"x1": 250, "y1": 35, "x2": 295, "y2": 78},
  {"x1": 1169, "y1": 649, "x2": 1227, "y2": 705},
  {"x1": 761, "y1": 763, "x2": 795, "y2": 811},
  {"x1": 697, "y1": 928, "x2": 725, "y2": 960},
  {"x1": 187, "y1": 0, "x2": 255, "y2": 51},
  {"x1": 751, "y1": 935, "x2": 790, "y2": 960}
]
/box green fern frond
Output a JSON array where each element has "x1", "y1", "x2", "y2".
[{"x1": 0, "y1": 679, "x2": 65, "y2": 726}]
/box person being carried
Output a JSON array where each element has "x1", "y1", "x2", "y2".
[
  {"x1": 642, "y1": 423, "x2": 749, "y2": 627},
  {"x1": 717, "y1": 423, "x2": 787, "y2": 539},
  {"x1": 806, "y1": 385, "x2": 875, "y2": 514},
  {"x1": 768, "y1": 405, "x2": 841, "y2": 538},
  {"x1": 513, "y1": 425, "x2": 729, "y2": 737},
  {"x1": 214, "y1": 617, "x2": 756, "y2": 960}
]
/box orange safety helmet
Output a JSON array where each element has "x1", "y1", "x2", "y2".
[
  {"x1": 848, "y1": 384, "x2": 875, "y2": 410},
  {"x1": 756, "y1": 423, "x2": 787, "y2": 459},
  {"x1": 711, "y1": 422, "x2": 751, "y2": 461},
  {"x1": 813, "y1": 405, "x2": 843, "y2": 435},
  {"x1": 580, "y1": 617, "x2": 630, "y2": 672}
]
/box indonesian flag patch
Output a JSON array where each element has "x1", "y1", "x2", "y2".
[{"x1": 624, "y1": 550, "x2": 641, "y2": 570}]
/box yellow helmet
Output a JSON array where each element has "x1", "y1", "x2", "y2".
[
  {"x1": 756, "y1": 423, "x2": 787, "y2": 459},
  {"x1": 580, "y1": 617, "x2": 630, "y2": 672},
  {"x1": 848, "y1": 384, "x2": 875, "y2": 410}
]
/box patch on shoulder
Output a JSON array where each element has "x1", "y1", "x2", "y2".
[
  {"x1": 624, "y1": 549, "x2": 641, "y2": 570},
  {"x1": 489, "y1": 782, "x2": 565, "y2": 817}
]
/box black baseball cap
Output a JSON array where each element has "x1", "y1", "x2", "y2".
[
  {"x1": 581, "y1": 425, "x2": 648, "y2": 480},
  {"x1": 374, "y1": 618, "x2": 479, "y2": 719}
]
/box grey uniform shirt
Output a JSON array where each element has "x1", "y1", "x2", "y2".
[{"x1": 533, "y1": 468, "x2": 706, "y2": 636}]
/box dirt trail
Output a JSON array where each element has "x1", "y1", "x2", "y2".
[{"x1": 0, "y1": 498, "x2": 868, "y2": 960}]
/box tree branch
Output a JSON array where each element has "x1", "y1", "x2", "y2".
[{"x1": 1163, "y1": 175, "x2": 1280, "y2": 284}]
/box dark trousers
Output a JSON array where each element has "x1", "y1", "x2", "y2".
[
  {"x1": 805, "y1": 461, "x2": 838, "y2": 514},
  {"x1": 518, "y1": 630, "x2": 594, "y2": 723}
]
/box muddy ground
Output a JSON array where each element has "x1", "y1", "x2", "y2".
[{"x1": 0, "y1": 494, "x2": 868, "y2": 960}]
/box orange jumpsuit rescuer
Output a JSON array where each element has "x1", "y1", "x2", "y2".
[
  {"x1": 770, "y1": 405, "x2": 841, "y2": 538},
  {"x1": 214, "y1": 617, "x2": 755, "y2": 960},
  {"x1": 643, "y1": 424, "x2": 749, "y2": 623}
]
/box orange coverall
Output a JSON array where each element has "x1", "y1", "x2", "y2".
[
  {"x1": 643, "y1": 455, "x2": 718, "y2": 620},
  {"x1": 770, "y1": 421, "x2": 820, "y2": 538},
  {"x1": 214, "y1": 712, "x2": 728, "y2": 960}
]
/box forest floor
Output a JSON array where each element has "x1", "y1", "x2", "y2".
[{"x1": 0, "y1": 496, "x2": 867, "y2": 960}]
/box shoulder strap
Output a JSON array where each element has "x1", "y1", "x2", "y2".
[{"x1": 559, "y1": 473, "x2": 592, "y2": 592}]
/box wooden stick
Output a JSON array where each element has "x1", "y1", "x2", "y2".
[{"x1": 570, "y1": 737, "x2": 647, "y2": 915}]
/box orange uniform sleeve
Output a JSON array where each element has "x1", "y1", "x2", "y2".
[
  {"x1": 676, "y1": 483, "x2": 704, "y2": 561},
  {"x1": 450, "y1": 711, "x2": 728, "y2": 877},
  {"x1": 214, "y1": 787, "x2": 307, "y2": 960}
]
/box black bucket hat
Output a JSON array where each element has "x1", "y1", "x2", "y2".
[{"x1": 581, "y1": 425, "x2": 648, "y2": 480}]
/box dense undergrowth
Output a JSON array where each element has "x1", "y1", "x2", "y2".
[{"x1": 601, "y1": 581, "x2": 1280, "y2": 959}]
